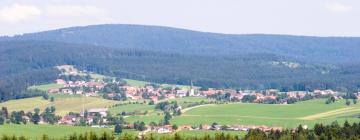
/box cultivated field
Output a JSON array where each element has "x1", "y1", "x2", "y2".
[{"x1": 172, "y1": 99, "x2": 360, "y2": 128}]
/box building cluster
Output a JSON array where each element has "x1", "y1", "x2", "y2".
[
  {"x1": 200, "y1": 88, "x2": 339, "y2": 104},
  {"x1": 136, "y1": 124, "x2": 283, "y2": 134},
  {"x1": 48, "y1": 79, "x2": 103, "y2": 97},
  {"x1": 47, "y1": 78, "x2": 199, "y2": 102},
  {"x1": 48, "y1": 77, "x2": 341, "y2": 105},
  {"x1": 58, "y1": 108, "x2": 109, "y2": 125}
]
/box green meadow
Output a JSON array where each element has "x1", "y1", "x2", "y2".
[
  {"x1": 0, "y1": 124, "x2": 139, "y2": 139},
  {"x1": 172, "y1": 99, "x2": 360, "y2": 128},
  {"x1": 0, "y1": 124, "x2": 112, "y2": 139},
  {"x1": 0, "y1": 94, "x2": 120, "y2": 116},
  {"x1": 123, "y1": 79, "x2": 150, "y2": 87},
  {"x1": 110, "y1": 103, "x2": 156, "y2": 114},
  {"x1": 29, "y1": 83, "x2": 64, "y2": 91}
]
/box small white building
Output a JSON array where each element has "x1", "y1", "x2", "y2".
[{"x1": 88, "y1": 108, "x2": 108, "y2": 117}]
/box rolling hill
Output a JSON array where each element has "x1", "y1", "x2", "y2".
[
  {"x1": 2, "y1": 24, "x2": 360, "y2": 64},
  {"x1": 1, "y1": 24, "x2": 360, "y2": 101}
]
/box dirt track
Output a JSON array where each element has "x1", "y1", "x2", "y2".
[{"x1": 299, "y1": 107, "x2": 360, "y2": 120}]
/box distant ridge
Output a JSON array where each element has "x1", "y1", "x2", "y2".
[{"x1": 1, "y1": 24, "x2": 360, "y2": 64}]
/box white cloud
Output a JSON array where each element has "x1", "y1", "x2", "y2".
[
  {"x1": 326, "y1": 3, "x2": 352, "y2": 13},
  {"x1": 0, "y1": 4, "x2": 41, "y2": 22},
  {"x1": 46, "y1": 5, "x2": 105, "y2": 17}
]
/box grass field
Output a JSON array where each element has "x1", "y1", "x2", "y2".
[
  {"x1": 167, "y1": 97, "x2": 215, "y2": 107},
  {"x1": 123, "y1": 79, "x2": 150, "y2": 87},
  {"x1": 147, "y1": 130, "x2": 246, "y2": 139},
  {"x1": 0, "y1": 94, "x2": 121, "y2": 116},
  {"x1": 110, "y1": 103, "x2": 155, "y2": 114},
  {"x1": 0, "y1": 124, "x2": 245, "y2": 139},
  {"x1": 160, "y1": 84, "x2": 199, "y2": 90},
  {"x1": 28, "y1": 83, "x2": 64, "y2": 91},
  {"x1": 124, "y1": 97, "x2": 214, "y2": 124},
  {"x1": 0, "y1": 124, "x2": 137, "y2": 139},
  {"x1": 172, "y1": 99, "x2": 360, "y2": 128}
]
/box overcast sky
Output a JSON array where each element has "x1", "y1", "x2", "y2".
[{"x1": 0, "y1": 0, "x2": 359, "y2": 36}]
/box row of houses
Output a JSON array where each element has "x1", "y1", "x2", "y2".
[
  {"x1": 142, "y1": 124, "x2": 283, "y2": 134},
  {"x1": 50, "y1": 78, "x2": 341, "y2": 105}
]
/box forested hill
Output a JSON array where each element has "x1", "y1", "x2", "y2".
[
  {"x1": 1, "y1": 24, "x2": 360, "y2": 101},
  {"x1": 2, "y1": 24, "x2": 360, "y2": 64}
]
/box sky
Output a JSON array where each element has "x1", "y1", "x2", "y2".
[{"x1": 0, "y1": 0, "x2": 359, "y2": 37}]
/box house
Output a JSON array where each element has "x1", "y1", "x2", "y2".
[
  {"x1": 266, "y1": 89, "x2": 280, "y2": 95},
  {"x1": 55, "y1": 79, "x2": 66, "y2": 85},
  {"x1": 165, "y1": 93, "x2": 176, "y2": 99},
  {"x1": 107, "y1": 93, "x2": 116, "y2": 98},
  {"x1": 150, "y1": 96, "x2": 158, "y2": 103},
  {"x1": 22, "y1": 116, "x2": 30, "y2": 123},
  {"x1": 76, "y1": 90, "x2": 83, "y2": 94},
  {"x1": 59, "y1": 115, "x2": 77, "y2": 125},
  {"x1": 201, "y1": 90, "x2": 216, "y2": 96},
  {"x1": 145, "y1": 86, "x2": 155, "y2": 92},
  {"x1": 231, "y1": 93, "x2": 244, "y2": 100},
  {"x1": 287, "y1": 92, "x2": 297, "y2": 98},
  {"x1": 201, "y1": 124, "x2": 211, "y2": 130},
  {"x1": 48, "y1": 88, "x2": 60, "y2": 93},
  {"x1": 179, "y1": 125, "x2": 193, "y2": 131},
  {"x1": 126, "y1": 94, "x2": 142, "y2": 100},
  {"x1": 155, "y1": 125, "x2": 172, "y2": 133},
  {"x1": 210, "y1": 125, "x2": 222, "y2": 130},
  {"x1": 85, "y1": 92, "x2": 97, "y2": 97},
  {"x1": 87, "y1": 81, "x2": 105, "y2": 89},
  {"x1": 88, "y1": 108, "x2": 108, "y2": 117},
  {"x1": 314, "y1": 90, "x2": 336, "y2": 96},
  {"x1": 61, "y1": 88, "x2": 73, "y2": 94},
  {"x1": 122, "y1": 86, "x2": 138, "y2": 94},
  {"x1": 176, "y1": 90, "x2": 188, "y2": 97}
]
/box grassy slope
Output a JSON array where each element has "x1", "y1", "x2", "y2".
[
  {"x1": 110, "y1": 104, "x2": 155, "y2": 114},
  {"x1": 172, "y1": 99, "x2": 360, "y2": 128},
  {"x1": 123, "y1": 79, "x2": 150, "y2": 87},
  {"x1": 0, "y1": 124, "x2": 137, "y2": 139},
  {"x1": 0, "y1": 124, "x2": 245, "y2": 139},
  {"x1": 28, "y1": 83, "x2": 64, "y2": 91},
  {"x1": 0, "y1": 97, "x2": 51, "y2": 113},
  {"x1": 0, "y1": 95, "x2": 121, "y2": 116},
  {"x1": 167, "y1": 97, "x2": 215, "y2": 108},
  {"x1": 125, "y1": 97, "x2": 214, "y2": 124}
]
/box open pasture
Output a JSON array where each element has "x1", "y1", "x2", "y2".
[
  {"x1": 172, "y1": 99, "x2": 360, "y2": 128},
  {"x1": 0, "y1": 94, "x2": 120, "y2": 116},
  {"x1": 28, "y1": 83, "x2": 64, "y2": 91},
  {"x1": 0, "y1": 124, "x2": 137, "y2": 139}
]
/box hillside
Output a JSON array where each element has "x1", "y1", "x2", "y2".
[
  {"x1": 1, "y1": 25, "x2": 360, "y2": 101},
  {"x1": 2, "y1": 24, "x2": 360, "y2": 64},
  {"x1": 0, "y1": 95, "x2": 120, "y2": 116}
]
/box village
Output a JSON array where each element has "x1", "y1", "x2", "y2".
[
  {"x1": 52, "y1": 77, "x2": 345, "y2": 133},
  {"x1": 50, "y1": 77, "x2": 344, "y2": 105},
  {"x1": 24, "y1": 66, "x2": 357, "y2": 135}
]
